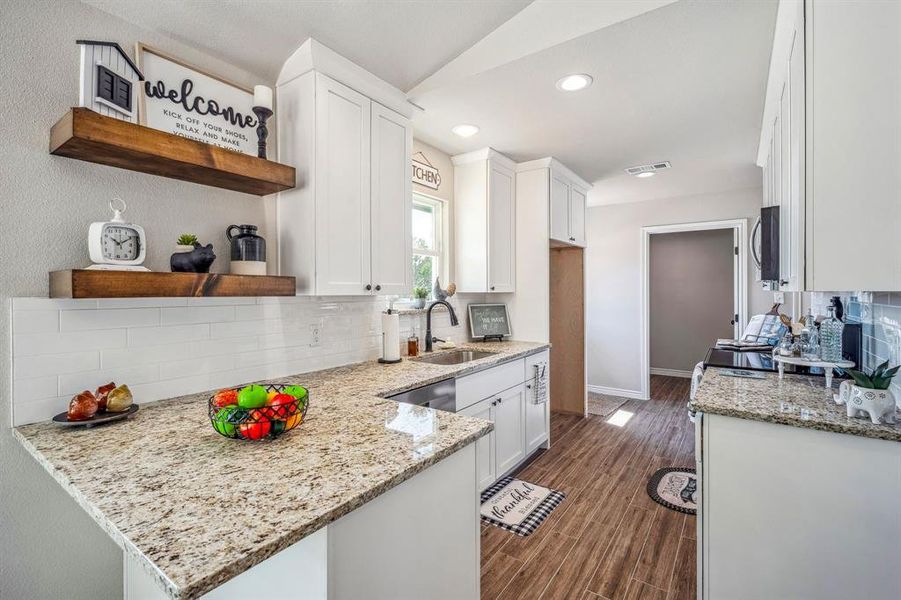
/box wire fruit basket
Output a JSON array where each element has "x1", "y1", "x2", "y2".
[{"x1": 208, "y1": 384, "x2": 309, "y2": 440}]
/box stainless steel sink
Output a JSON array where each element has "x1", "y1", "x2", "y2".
[{"x1": 414, "y1": 350, "x2": 496, "y2": 365}]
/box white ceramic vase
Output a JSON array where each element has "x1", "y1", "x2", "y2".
[{"x1": 846, "y1": 385, "x2": 896, "y2": 424}]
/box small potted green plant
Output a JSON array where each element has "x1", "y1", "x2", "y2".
[
  {"x1": 843, "y1": 361, "x2": 899, "y2": 424},
  {"x1": 412, "y1": 286, "x2": 429, "y2": 309},
  {"x1": 175, "y1": 233, "x2": 198, "y2": 254}
]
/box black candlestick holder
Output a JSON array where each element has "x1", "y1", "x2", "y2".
[{"x1": 253, "y1": 106, "x2": 273, "y2": 159}]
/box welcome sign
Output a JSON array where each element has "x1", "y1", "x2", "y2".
[
  {"x1": 412, "y1": 152, "x2": 441, "y2": 190},
  {"x1": 136, "y1": 44, "x2": 258, "y2": 155}
]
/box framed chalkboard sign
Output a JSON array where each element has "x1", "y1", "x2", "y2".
[{"x1": 468, "y1": 304, "x2": 512, "y2": 341}]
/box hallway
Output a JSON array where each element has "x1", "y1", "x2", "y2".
[{"x1": 481, "y1": 376, "x2": 695, "y2": 600}]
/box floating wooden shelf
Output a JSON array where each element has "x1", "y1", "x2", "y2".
[
  {"x1": 50, "y1": 270, "x2": 296, "y2": 298},
  {"x1": 49, "y1": 108, "x2": 295, "y2": 196}
]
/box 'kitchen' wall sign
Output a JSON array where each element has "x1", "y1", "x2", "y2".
[
  {"x1": 135, "y1": 43, "x2": 258, "y2": 156},
  {"x1": 412, "y1": 152, "x2": 441, "y2": 190}
]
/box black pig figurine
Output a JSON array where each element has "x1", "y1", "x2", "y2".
[{"x1": 170, "y1": 243, "x2": 216, "y2": 273}]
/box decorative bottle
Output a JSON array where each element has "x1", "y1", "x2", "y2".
[
  {"x1": 800, "y1": 307, "x2": 820, "y2": 360},
  {"x1": 819, "y1": 306, "x2": 844, "y2": 362}
]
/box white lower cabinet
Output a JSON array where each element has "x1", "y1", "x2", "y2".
[
  {"x1": 456, "y1": 352, "x2": 550, "y2": 491},
  {"x1": 459, "y1": 396, "x2": 497, "y2": 491},
  {"x1": 697, "y1": 412, "x2": 901, "y2": 599},
  {"x1": 492, "y1": 385, "x2": 526, "y2": 475},
  {"x1": 524, "y1": 350, "x2": 550, "y2": 454}
]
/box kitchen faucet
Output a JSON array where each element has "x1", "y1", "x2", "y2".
[{"x1": 425, "y1": 300, "x2": 459, "y2": 352}]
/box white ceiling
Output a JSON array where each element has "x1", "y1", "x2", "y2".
[
  {"x1": 411, "y1": 0, "x2": 778, "y2": 205},
  {"x1": 81, "y1": 0, "x2": 530, "y2": 91},
  {"x1": 85, "y1": 0, "x2": 777, "y2": 206}
]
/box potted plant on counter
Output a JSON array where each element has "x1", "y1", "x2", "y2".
[
  {"x1": 412, "y1": 287, "x2": 429, "y2": 309},
  {"x1": 844, "y1": 361, "x2": 899, "y2": 424}
]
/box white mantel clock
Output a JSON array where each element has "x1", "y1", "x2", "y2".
[{"x1": 87, "y1": 198, "x2": 149, "y2": 271}]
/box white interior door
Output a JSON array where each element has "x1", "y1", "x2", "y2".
[
  {"x1": 315, "y1": 73, "x2": 371, "y2": 295},
  {"x1": 487, "y1": 161, "x2": 515, "y2": 292},
  {"x1": 370, "y1": 102, "x2": 411, "y2": 296}
]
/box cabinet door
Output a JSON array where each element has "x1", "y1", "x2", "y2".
[
  {"x1": 370, "y1": 102, "x2": 412, "y2": 296},
  {"x1": 315, "y1": 73, "x2": 372, "y2": 295},
  {"x1": 524, "y1": 351, "x2": 550, "y2": 453},
  {"x1": 493, "y1": 384, "x2": 526, "y2": 476},
  {"x1": 784, "y1": 15, "x2": 804, "y2": 292},
  {"x1": 459, "y1": 397, "x2": 496, "y2": 491},
  {"x1": 569, "y1": 186, "x2": 587, "y2": 247},
  {"x1": 549, "y1": 174, "x2": 570, "y2": 243},
  {"x1": 487, "y1": 161, "x2": 516, "y2": 292}
]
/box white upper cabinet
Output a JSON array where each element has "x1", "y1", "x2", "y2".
[
  {"x1": 276, "y1": 41, "x2": 413, "y2": 296},
  {"x1": 453, "y1": 148, "x2": 517, "y2": 293},
  {"x1": 757, "y1": 0, "x2": 901, "y2": 291},
  {"x1": 519, "y1": 158, "x2": 592, "y2": 248},
  {"x1": 569, "y1": 185, "x2": 587, "y2": 247},
  {"x1": 314, "y1": 74, "x2": 372, "y2": 295},
  {"x1": 370, "y1": 102, "x2": 412, "y2": 296},
  {"x1": 550, "y1": 174, "x2": 570, "y2": 242}
]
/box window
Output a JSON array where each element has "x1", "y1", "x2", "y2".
[
  {"x1": 95, "y1": 64, "x2": 132, "y2": 112},
  {"x1": 412, "y1": 194, "x2": 444, "y2": 297}
]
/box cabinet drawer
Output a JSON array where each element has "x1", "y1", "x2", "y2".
[{"x1": 456, "y1": 358, "x2": 525, "y2": 411}]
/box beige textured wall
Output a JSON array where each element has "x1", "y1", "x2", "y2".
[
  {"x1": 649, "y1": 229, "x2": 736, "y2": 373},
  {"x1": 412, "y1": 139, "x2": 459, "y2": 284},
  {"x1": 0, "y1": 2, "x2": 274, "y2": 597},
  {"x1": 586, "y1": 187, "x2": 773, "y2": 394}
]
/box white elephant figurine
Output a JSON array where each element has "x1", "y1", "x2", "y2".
[
  {"x1": 834, "y1": 380, "x2": 853, "y2": 405},
  {"x1": 846, "y1": 385, "x2": 896, "y2": 424}
]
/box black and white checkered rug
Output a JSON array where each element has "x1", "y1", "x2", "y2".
[{"x1": 479, "y1": 477, "x2": 566, "y2": 536}]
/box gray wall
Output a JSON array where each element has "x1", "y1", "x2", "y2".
[
  {"x1": 649, "y1": 229, "x2": 735, "y2": 373},
  {"x1": 586, "y1": 187, "x2": 773, "y2": 394},
  {"x1": 0, "y1": 2, "x2": 274, "y2": 597}
]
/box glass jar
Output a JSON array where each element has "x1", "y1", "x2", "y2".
[
  {"x1": 407, "y1": 332, "x2": 419, "y2": 357},
  {"x1": 226, "y1": 225, "x2": 266, "y2": 262},
  {"x1": 819, "y1": 306, "x2": 845, "y2": 362}
]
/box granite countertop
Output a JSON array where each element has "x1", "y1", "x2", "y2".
[
  {"x1": 14, "y1": 340, "x2": 549, "y2": 600},
  {"x1": 691, "y1": 367, "x2": 901, "y2": 442}
]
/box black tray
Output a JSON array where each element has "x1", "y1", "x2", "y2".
[{"x1": 52, "y1": 404, "x2": 139, "y2": 427}]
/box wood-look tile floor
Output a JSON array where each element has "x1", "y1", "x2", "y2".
[{"x1": 481, "y1": 375, "x2": 696, "y2": 600}]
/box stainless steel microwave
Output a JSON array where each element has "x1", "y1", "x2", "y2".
[{"x1": 751, "y1": 206, "x2": 780, "y2": 284}]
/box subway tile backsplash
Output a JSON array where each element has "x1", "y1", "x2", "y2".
[
  {"x1": 10, "y1": 295, "x2": 476, "y2": 426},
  {"x1": 811, "y1": 291, "x2": 901, "y2": 404}
]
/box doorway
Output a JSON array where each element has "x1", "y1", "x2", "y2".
[{"x1": 640, "y1": 220, "x2": 747, "y2": 399}]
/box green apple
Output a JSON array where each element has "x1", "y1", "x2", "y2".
[
  {"x1": 282, "y1": 385, "x2": 308, "y2": 401},
  {"x1": 237, "y1": 385, "x2": 268, "y2": 409}
]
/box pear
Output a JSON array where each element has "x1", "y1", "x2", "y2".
[{"x1": 106, "y1": 384, "x2": 134, "y2": 413}]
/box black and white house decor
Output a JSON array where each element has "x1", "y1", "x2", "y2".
[{"x1": 77, "y1": 40, "x2": 144, "y2": 123}]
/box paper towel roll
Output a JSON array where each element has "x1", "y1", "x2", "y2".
[{"x1": 381, "y1": 312, "x2": 400, "y2": 362}]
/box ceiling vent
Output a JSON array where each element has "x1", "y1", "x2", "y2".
[{"x1": 624, "y1": 161, "x2": 671, "y2": 176}]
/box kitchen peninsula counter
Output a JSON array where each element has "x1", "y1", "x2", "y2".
[{"x1": 14, "y1": 341, "x2": 549, "y2": 600}]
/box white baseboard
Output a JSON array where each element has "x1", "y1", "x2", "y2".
[
  {"x1": 650, "y1": 367, "x2": 694, "y2": 379},
  {"x1": 587, "y1": 384, "x2": 648, "y2": 401}
]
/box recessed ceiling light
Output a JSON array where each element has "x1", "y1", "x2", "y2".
[
  {"x1": 556, "y1": 74, "x2": 593, "y2": 92},
  {"x1": 452, "y1": 124, "x2": 479, "y2": 138},
  {"x1": 636, "y1": 172, "x2": 655, "y2": 178}
]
